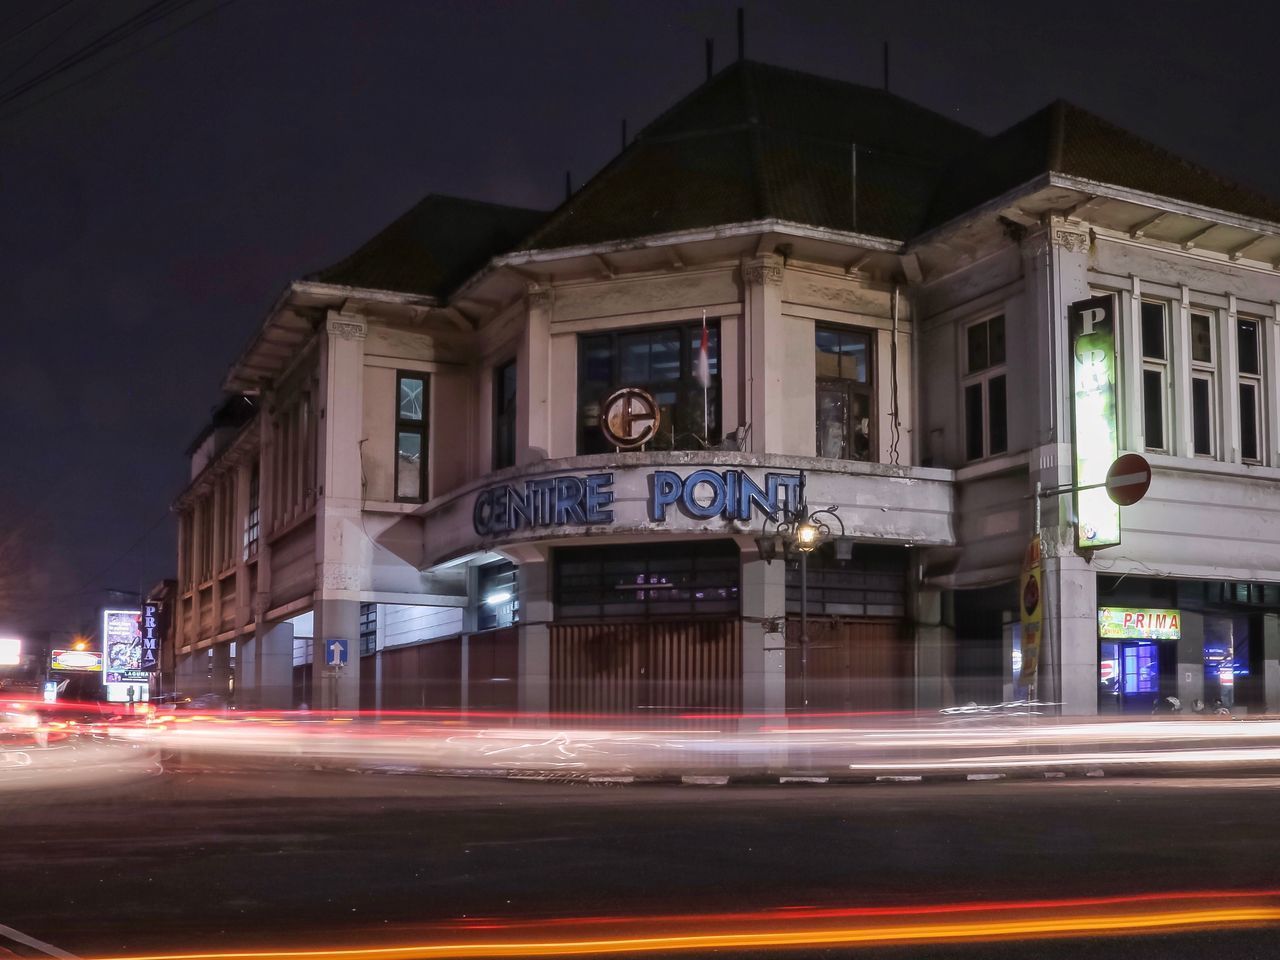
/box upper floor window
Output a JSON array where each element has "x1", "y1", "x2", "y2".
[
  {"x1": 1189, "y1": 311, "x2": 1217, "y2": 457},
  {"x1": 1140, "y1": 301, "x2": 1169, "y2": 452},
  {"x1": 396, "y1": 372, "x2": 428, "y2": 502},
  {"x1": 962, "y1": 315, "x2": 1007, "y2": 461},
  {"x1": 493, "y1": 359, "x2": 517, "y2": 470},
  {"x1": 577, "y1": 320, "x2": 719, "y2": 454},
  {"x1": 815, "y1": 325, "x2": 874, "y2": 462},
  {"x1": 1238, "y1": 317, "x2": 1264, "y2": 463},
  {"x1": 243, "y1": 462, "x2": 260, "y2": 561}
]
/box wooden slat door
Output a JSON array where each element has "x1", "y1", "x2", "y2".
[{"x1": 550, "y1": 620, "x2": 741, "y2": 715}]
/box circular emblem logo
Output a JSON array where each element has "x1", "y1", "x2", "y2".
[
  {"x1": 1022, "y1": 575, "x2": 1040, "y2": 618},
  {"x1": 600, "y1": 388, "x2": 660, "y2": 448}
]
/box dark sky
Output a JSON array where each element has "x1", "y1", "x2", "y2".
[{"x1": 5, "y1": 0, "x2": 1279, "y2": 632}]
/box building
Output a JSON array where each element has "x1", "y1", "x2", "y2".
[{"x1": 173, "y1": 60, "x2": 1280, "y2": 716}]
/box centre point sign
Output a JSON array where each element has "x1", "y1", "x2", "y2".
[{"x1": 472, "y1": 469, "x2": 802, "y2": 537}]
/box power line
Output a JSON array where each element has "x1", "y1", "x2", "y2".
[
  {"x1": 0, "y1": 0, "x2": 197, "y2": 108},
  {"x1": 0, "y1": 0, "x2": 233, "y2": 121},
  {"x1": 0, "y1": 0, "x2": 79, "y2": 51}
]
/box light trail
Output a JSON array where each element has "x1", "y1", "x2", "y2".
[{"x1": 77, "y1": 891, "x2": 1280, "y2": 959}]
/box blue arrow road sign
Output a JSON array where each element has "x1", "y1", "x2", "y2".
[{"x1": 325, "y1": 638, "x2": 349, "y2": 667}]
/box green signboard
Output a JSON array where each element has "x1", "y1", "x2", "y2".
[{"x1": 1070, "y1": 295, "x2": 1121, "y2": 548}]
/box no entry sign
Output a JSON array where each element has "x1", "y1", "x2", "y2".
[{"x1": 1105, "y1": 453, "x2": 1152, "y2": 507}]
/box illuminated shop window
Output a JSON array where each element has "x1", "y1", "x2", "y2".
[{"x1": 478, "y1": 562, "x2": 519, "y2": 631}]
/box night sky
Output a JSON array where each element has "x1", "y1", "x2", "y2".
[{"x1": 5, "y1": 0, "x2": 1279, "y2": 632}]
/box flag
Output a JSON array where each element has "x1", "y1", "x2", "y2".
[{"x1": 695, "y1": 314, "x2": 711, "y2": 389}]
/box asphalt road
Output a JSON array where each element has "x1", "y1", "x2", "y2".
[{"x1": 3, "y1": 751, "x2": 1280, "y2": 959}]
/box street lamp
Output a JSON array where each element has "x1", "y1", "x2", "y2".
[{"x1": 754, "y1": 471, "x2": 847, "y2": 712}]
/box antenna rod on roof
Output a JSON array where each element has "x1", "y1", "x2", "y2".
[
  {"x1": 565, "y1": 170, "x2": 571, "y2": 201},
  {"x1": 705, "y1": 37, "x2": 713, "y2": 81},
  {"x1": 737, "y1": 8, "x2": 744, "y2": 60},
  {"x1": 883, "y1": 41, "x2": 890, "y2": 91}
]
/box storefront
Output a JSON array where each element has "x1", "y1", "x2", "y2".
[{"x1": 1096, "y1": 576, "x2": 1272, "y2": 713}]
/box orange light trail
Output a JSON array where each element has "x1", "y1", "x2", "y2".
[{"x1": 80, "y1": 891, "x2": 1280, "y2": 960}]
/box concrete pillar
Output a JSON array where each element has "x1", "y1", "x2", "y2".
[
  {"x1": 1263, "y1": 614, "x2": 1280, "y2": 712},
  {"x1": 312, "y1": 599, "x2": 360, "y2": 710},
  {"x1": 235, "y1": 634, "x2": 256, "y2": 704},
  {"x1": 517, "y1": 555, "x2": 552, "y2": 715},
  {"x1": 1177, "y1": 610, "x2": 1206, "y2": 709},
  {"x1": 176, "y1": 650, "x2": 209, "y2": 696},
  {"x1": 1040, "y1": 549, "x2": 1098, "y2": 715},
  {"x1": 211, "y1": 644, "x2": 232, "y2": 698},
  {"x1": 740, "y1": 548, "x2": 786, "y2": 715},
  {"x1": 914, "y1": 587, "x2": 954, "y2": 711}
]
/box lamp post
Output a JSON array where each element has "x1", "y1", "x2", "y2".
[{"x1": 754, "y1": 471, "x2": 846, "y2": 712}]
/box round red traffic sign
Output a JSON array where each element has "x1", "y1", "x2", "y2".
[{"x1": 1105, "y1": 453, "x2": 1152, "y2": 506}]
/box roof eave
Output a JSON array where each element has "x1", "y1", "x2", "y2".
[
  {"x1": 1048, "y1": 173, "x2": 1280, "y2": 238},
  {"x1": 452, "y1": 218, "x2": 902, "y2": 302}
]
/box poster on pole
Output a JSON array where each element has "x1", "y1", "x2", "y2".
[{"x1": 1018, "y1": 535, "x2": 1043, "y2": 688}]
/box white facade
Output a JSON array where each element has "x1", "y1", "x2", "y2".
[{"x1": 172, "y1": 68, "x2": 1280, "y2": 717}]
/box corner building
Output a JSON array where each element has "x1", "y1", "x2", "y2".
[{"x1": 173, "y1": 62, "x2": 1280, "y2": 716}]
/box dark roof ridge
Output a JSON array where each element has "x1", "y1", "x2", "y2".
[{"x1": 1051, "y1": 98, "x2": 1279, "y2": 204}]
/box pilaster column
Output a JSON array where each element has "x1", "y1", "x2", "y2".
[
  {"x1": 519, "y1": 285, "x2": 554, "y2": 463},
  {"x1": 742, "y1": 255, "x2": 785, "y2": 454},
  {"x1": 312, "y1": 312, "x2": 367, "y2": 710},
  {"x1": 1177, "y1": 611, "x2": 1206, "y2": 708},
  {"x1": 913, "y1": 584, "x2": 954, "y2": 710},
  {"x1": 516, "y1": 551, "x2": 552, "y2": 716},
  {"x1": 1021, "y1": 222, "x2": 1098, "y2": 715}
]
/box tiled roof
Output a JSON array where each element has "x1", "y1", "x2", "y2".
[
  {"x1": 925, "y1": 101, "x2": 1280, "y2": 230},
  {"x1": 308, "y1": 194, "x2": 547, "y2": 299},
  {"x1": 518, "y1": 60, "x2": 984, "y2": 250}
]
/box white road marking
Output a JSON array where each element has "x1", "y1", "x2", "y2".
[{"x1": 0, "y1": 922, "x2": 78, "y2": 958}]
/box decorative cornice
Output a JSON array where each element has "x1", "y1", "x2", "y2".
[
  {"x1": 1052, "y1": 226, "x2": 1090, "y2": 254},
  {"x1": 526, "y1": 284, "x2": 554, "y2": 310},
  {"x1": 742, "y1": 256, "x2": 784, "y2": 286},
  {"x1": 325, "y1": 315, "x2": 367, "y2": 340}
]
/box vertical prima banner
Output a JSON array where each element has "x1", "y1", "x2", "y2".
[{"x1": 1070, "y1": 295, "x2": 1121, "y2": 548}]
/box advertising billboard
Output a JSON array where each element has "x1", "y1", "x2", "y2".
[
  {"x1": 104, "y1": 681, "x2": 150, "y2": 703},
  {"x1": 103, "y1": 609, "x2": 142, "y2": 684},
  {"x1": 1070, "y1": 295, "x2": 1121, "y2": 548},
  {"x1": 51, "y1": 649, "x2": 104, "y2": 672},
  {"x1": 0, "y1": 637, "x2": 19, "y2": 666}
]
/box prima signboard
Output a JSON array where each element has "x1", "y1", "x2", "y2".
[
  {"x1": 1098, "y1": 607, "x2": 1181, "y2": 641},
  {"x1": 472, "y1": 469, "x2": 803, "y2": 537},
  {"x1": 139, "y1": 601, "x2": 161, "y2": 672},
  {"x1": 1070, "y1": 295, "x2": 1121, "y2": 549},
  {"x1": 103, "y1": 608, "x2": 142, "y2": 684}
]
